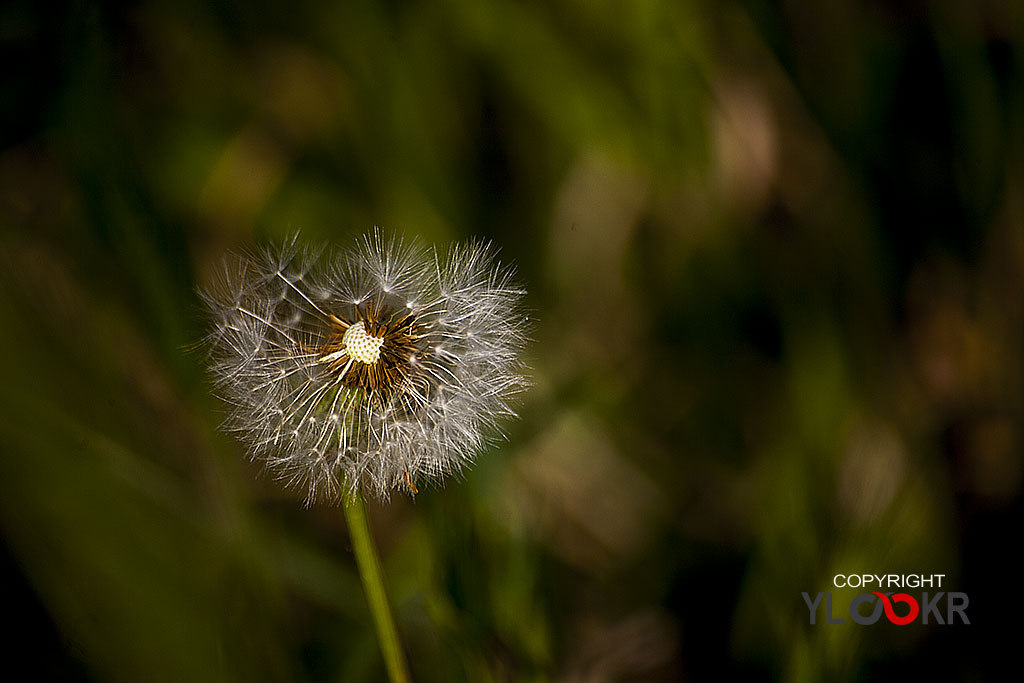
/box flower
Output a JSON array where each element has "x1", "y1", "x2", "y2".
[{"x1": 200, "y1": 230, "x2": 530, "y2": 502}]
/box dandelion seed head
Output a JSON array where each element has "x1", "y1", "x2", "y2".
[{"x1": 199, "y1": 229, "x2": 530, "y2": 503}]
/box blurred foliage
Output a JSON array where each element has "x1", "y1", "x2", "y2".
[{"x1": 1, "y1": 0, "x2": 1022, "y2": 681}]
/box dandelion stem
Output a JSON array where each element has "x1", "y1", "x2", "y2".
[{"x1": 343, "y1": 489, "x2": 412, "y2": 683}]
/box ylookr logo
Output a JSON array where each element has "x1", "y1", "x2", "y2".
[{"x1": 803, "y1": 574, "x2": 970, "y2": 626}]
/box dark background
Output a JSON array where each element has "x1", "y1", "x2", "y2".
[{"x1": 1, "y1": 1, "x2": 1020, "y2": 681}]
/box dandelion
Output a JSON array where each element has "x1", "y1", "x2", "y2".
[
  {"x1": 200, "y1": 229, "x2": 529, "y2": 502},
  {"x1": 200, "y1": 229, "x2": 529, "y2": 681}
]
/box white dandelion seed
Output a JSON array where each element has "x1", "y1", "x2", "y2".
[{"x1": 200, "y1": 230, "x2": 530, "y2": 502}]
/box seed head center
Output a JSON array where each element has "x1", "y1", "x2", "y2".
[{"x1": 343, "y1": 320, "x2": 384, "y2": 364}]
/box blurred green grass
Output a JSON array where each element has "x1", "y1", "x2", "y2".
[{"x1": 2, "y1": 1, "x2": 1022, "y2": 681}]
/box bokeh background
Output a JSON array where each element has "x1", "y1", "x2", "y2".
[{"x1": 1, "y1": 1, "x2": 1021, "y2": 681}]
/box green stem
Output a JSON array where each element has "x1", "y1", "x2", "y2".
[{"x1": 343, "y1": 489, "x2": 412, "y2": 683}]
